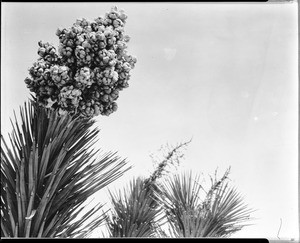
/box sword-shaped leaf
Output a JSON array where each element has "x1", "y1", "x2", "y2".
[
  {"x1": 1, "y1": 100, "x2": 130, "y2": 237},
  {"x1": 155, "y1": 170, "x2": 254, "y2": 237}
]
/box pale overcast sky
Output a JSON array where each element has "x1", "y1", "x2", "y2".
[{"x1": 1, "y1": 2, "x2": 298, "y2": 239}]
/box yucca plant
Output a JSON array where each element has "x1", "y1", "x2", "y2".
[
  {"x1": 105, "y1": 177, "x2": 164, "y2": 237},
  {"x1": 105, "y1": 140, "x2": 192, "y2": 237},
  {"x1": 155, "y1": 169, "x2": 254, "y2": 237},
  {"x1": 1, "y1": 5, "x2": 138, "y2": 238},
  {"x1": 1, "y1": 100, "x2": 130, "y2": 237}
]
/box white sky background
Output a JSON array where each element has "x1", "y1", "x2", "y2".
[{"x1": 1, "y1": 2, "x2": 298, "y2": 239}]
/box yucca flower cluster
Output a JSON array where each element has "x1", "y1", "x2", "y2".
[{"x1": 24, "y1": 6, "x2": 137, "y2": 117}]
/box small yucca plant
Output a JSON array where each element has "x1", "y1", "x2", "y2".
[
  {"x1": 155, "y1": 169, "x2": 254, "y2": 237},
  {"x1": 1, "y1": 101, "x2": 130, "y2": 237},
  {"x1": 105, "y1": 177, "x2": 164, "y2": 237},
  {"x1": 105, "y1": 140, "x2": 192, "y2": 237}
]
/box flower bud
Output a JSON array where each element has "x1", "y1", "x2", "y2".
[
  {"x1": 111, "y1": 89, "x2": 119, "y2": 100},
  {"x1": 119, "y1": 11, "x2": 127, "y2": 21},
  {"x1": 131, "y1": 56, "x2": 137, "y2": 63},
  {"x1": 82, "y1": 41, "x2": 91, "y2": 49},
  {"x1": 85, "y1": 26, "x2": 92, "y2": 33},
  {"x1": 97, "y1": 33, "x2": 106, "y2": 41},
  {"x1": 105, "y1": 18, "x2": 112, "y2": 25},
  {"x1": 77, "y1": 36, "x2": 84, "y2": 44},
  {"x1": 94, "y1": 105, "x2": 100, "y2": 116},
  {"x1": 95, "y1": 91, "x2": 100, "y2": 98},
  {"x1": 85, "y1": 55, "x2": 91, "y2": 62},
  {"x1": 101, "y1": 94, "x2": 109, "y2": 102},
  {"x1": 103, "y1": 86, "x2": 112, "y2": 94},
  {"x1": 112, "y1": 72, "x2": 118, "y2": 82},
  {"x1": 103, "y1": 56, "x2": 109, "y2": 63},
  {"x1": 56, "y1": 28, "x2": 63, "y2": 36},
  {"x1": 24, "y1": 78, "x2": 32, "y2": 84},
  {"x1": 113, "y1": 19, "x2": 123, "y2": 28},
  {"x1": 99, "y1": 42, "x2": 106, "y2": 49},
  {"x1": 76, "y1": 19, "x2": 83, "y2": 26},
  {"x1": 103, "y1": 77, "x2": 111, "y2": 86},
  {"x1": 38, "y1": 47, "x2": 46, "y2": 57},
  {"x1": 108, "y1": 12, "x2": 117, "y2": 20},
  {"x1": 95, "y1": 16, "x2": 105, "y2": 25},
  {"x1": 112, "y1": 102, "x2": 118, "y2": 111},
  {"x1": 66, "y1": 40, "x2": 73, "y2": 47},
  {"x1": 123, "y1": 62, "x2": 131, "y2": 72},
  {"x1": 104, "y1": 28, "x2": 114, "y2": 38}
]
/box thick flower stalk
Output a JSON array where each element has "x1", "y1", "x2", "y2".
[{"x1": 24, "y1": 6, "x2": 137, "y2": 118}]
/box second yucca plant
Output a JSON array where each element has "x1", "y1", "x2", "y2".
[
  {"x1": 155, "y1": 169, "x2": 254, "y2": 237},
  {"x1": 106, "y1": 177, "x2": 164, "y2": 237}
]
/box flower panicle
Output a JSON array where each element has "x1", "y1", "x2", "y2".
[{"x1": 25, "y1": 6, "x2": 137, "y2": 118}]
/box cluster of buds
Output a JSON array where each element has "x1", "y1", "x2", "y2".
[
  {"x1": 50, "y1": 65, "x2": 70, "y2": 87},
  {"x1": 25, "y1": 60, "x2": 59, "y2": 104},
  {"x1": 74, "y1": 67, "x2": 92, "y2": 89},
  {"x1": 24, "y1": 6, "x2": 137, "y2": 118},
  {"x1": 37, "y1": 41, "x2": 59, "y2": 63},
  {"x1": 58, "y1": 85, "x2": 82, "y2": 115}
]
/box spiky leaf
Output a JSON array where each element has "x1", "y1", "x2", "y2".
[
  {"x1": 1, "y1": 100, "x2": 130, "y2": 237},
  {"x1": 106, "y1": 177, "x2": 164, "y2": 237},
  {"x1": 155, "y1": 171, "x2": 254, "y2": 237}
]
